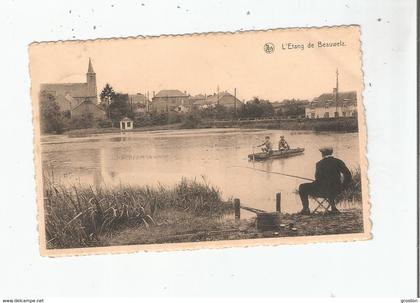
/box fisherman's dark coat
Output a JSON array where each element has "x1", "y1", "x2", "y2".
[{"x1": 313, "y1": 156, "x2": 352, "y2": 197}]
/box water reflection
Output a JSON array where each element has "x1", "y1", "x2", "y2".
[{"x1": 42, "y1": 128, "x2": 361, "y2": 214}]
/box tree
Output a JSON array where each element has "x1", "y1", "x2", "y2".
[
  {"x1": 214, "y1": 104, "x2": 235, "y2": 120},
  {"x1": 240, "y1": 97, "x2": 274, "y2": 118},
  {"x1": 276, "y1": 99, "x2": 308, "y2": 118},
  {"x1": 109, "y1": 93, "x2": 130, "y2": 125},
  {"x1": 39, "y1": 91, "x2": 64, "y2": 134},
  {"x1": 100, "y1": 84, "x2": 116, "y2": 119}
]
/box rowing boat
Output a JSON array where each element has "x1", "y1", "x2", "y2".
[{"x1": 248, "y1": 147, "x2": 305, "y2": 161}]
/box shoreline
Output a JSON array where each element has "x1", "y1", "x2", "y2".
[
  {"x1": 43, "y1": 178, "x2": 362, "y2": 249},
  {"x1": 100, "y1": 208, "x2": 364, "y2": 247},
  {"x1": 43, "y1": 117, "x2": 358, "y2": 137}
]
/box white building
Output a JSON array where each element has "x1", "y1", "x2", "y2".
[
  {"x1": 120, "y1": 117, "x2": 134, "y2": 131},
  {"x1": 305, "y1": 91, "x2": 357, "y2": 119}
]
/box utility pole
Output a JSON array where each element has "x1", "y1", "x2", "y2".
[
  {"x1": 234, "y1": 88, "x2": 237, "y2": 118},
  {"x1": 335, "y1": 68, "x2": 339, "y2": 117},
  {"x1": 217, "y1": 85, "x2": 220, "y2": 106}
]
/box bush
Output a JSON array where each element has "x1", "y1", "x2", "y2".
[
  {"x1": 68, "y1": 113, "x2": 96, "y2": 129},
  {"x1": 168, "y1": 112, "x2": 183, "y2": 124},
  {"x1": 182, "y1": 113, "x2": 201, "y2": 128},
  {"x1": 97, "y1": 119, "x2": 113, "y2": 128}
]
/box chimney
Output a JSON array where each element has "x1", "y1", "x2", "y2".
[{"x1": 153, "y1": 91, "x2": 155, "y2": 97}]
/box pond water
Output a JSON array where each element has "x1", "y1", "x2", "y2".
[{"x1": 41, "y1": 128, "x2": 361, "y2": 214}]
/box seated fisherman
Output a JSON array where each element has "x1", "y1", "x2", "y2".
[
  {"x1": 298, "y1": 147, "x2": 352, "y2": 215},
  {"x1": 278, "y1": 135, "x2": 290, "y2": 151},
  {"x1": 257, "y1": 136, "x2": 273, "y2": 155}
]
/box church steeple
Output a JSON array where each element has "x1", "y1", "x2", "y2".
[
  {"x1": 87, "y1": 57, "x2": 95, "y2": 74},
  {"x1": 86, "y1": 58, "x2": 97, "y2": 101}
]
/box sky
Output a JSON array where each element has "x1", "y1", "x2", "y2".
[{"x1": 29, "y1": 26, "x2": 363, "y2": 102}]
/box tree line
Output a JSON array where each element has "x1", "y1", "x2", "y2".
[{"x1": 39, "y1": 83, "x2": 308, "y2": 134}]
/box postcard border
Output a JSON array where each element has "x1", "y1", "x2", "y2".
[{"x1": 29, "y1": 25, "x2": 372, "y2": 257}]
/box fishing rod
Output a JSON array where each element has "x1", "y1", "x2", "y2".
[{"x1": 232, "y1": 166, "x2": 315, "y2": 182}]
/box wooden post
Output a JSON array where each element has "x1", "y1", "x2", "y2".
[
  {"x1": 234, "y1": 198, "x2": 240, "y2": 220},
  {"x1": 276, "y1": 192, "x2": 281, "y2": 213}
]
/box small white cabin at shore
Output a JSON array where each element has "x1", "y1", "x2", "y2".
[{"x1": 120, "y1": 117, "x2": 133, "y2": 131}]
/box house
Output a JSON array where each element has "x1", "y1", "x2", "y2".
[
  {"x1": 206, "y1": 91, "x2": 243, "y2": 109},
  {"x1": 40, "y1": 58, "x2": 98, "y2": 114},
  {"x1": 128, "y1": 93, "x2": 151, "y2": 111},
  {"x1": 190, "y1": 94, "x2": 209, "y2": 110},
  {"x1": 193, "y1": 91, "x2": 243, "y2": 110},
  {"x1": 272, "y1": 99, "x2": 309, "y2": 118},
  {"x1": 305, "y1": 91, "x2": 357, "y2": 119},
  {"x1": 120, "y1": 117, "x2": 134, "y2": 131},
  {"x1": 71, "y1": 99, "x2": 106, "y2": 120},
  {"x1": 151, "y1": 90, "x2": 190, "y2": 112}
]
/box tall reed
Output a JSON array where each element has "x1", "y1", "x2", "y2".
[
  {"x1": 44, "y1": 177, "x2": 232, "y2": 249},
  {"x1": 337, "y1": 168, "x2": 362, "y2": 203}
]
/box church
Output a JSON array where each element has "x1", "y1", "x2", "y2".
[{"x1": 40, "y1": 58, "x2": 105, "y2": 119}]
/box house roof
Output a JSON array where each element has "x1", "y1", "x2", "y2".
[
  {"x1": 310, "y1": 91, "x2": 357, "y2": 107},
  {"x1": 192, "y1": 96, "x2": 213, "y2": 106},
  {"x1": 154, "y1": 90, "x2": 187, "y2": 98},
  {"x1": 41, "y1": 83, "x2": 91, "y2": 98},
  {"x1": 120, "y1": 117, "x2": 133, "y2": 122},
  {"x1": 203, "y1": 92, "x2": 242, "y2": 106},
  {"x1": 272, "y1": 100, "x2": 310, "y2": 109},
  {"x1": 128, "y1": 93, "x2": 150, "y2": 104},
  {"x1": 189, "y1": 94, "x2": 206, "y2": 101}
]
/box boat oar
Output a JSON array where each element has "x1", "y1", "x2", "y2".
[{"x1": 232, "y1": 166, "x2": 315, "y2": 182}]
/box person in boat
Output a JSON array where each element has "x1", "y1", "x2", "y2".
[
  {"x1": 297, "y1": 146, "x2": 352, "y2": 215},
  {"x1": 278, "y1": 135, "x2": 290, "y2": 151},
  {"x1": 256, "y1": 136, "x2": 273, "y2": 155}
]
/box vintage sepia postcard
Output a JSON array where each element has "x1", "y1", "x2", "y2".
[{"x1": 29, "y1": 25, "x2": 370, "y2": 256}]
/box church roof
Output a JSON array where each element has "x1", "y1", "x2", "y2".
[
  {"x1": 72, "y1": 99, "x2": 104, "y2": 112},
  {"x1": 40, "y1": 83, "x2": 90, "y2": 98}
]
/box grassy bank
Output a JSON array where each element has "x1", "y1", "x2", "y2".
[
  {"x1": 233, "y1": 117, "x2": 358, "y2": 132},
  {"x1": 44, "y1": 178, "x2": 233, "y2": 249}
]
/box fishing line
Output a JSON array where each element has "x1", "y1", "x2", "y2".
[{"x1": 231, "y1": 165, "x2": 315, "y2": 182}]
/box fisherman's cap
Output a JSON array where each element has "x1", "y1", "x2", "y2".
[
  {"x1": 280, "y1": 135, "x2": 284, "y2": 138},
  {"x1": 265, "y1": 136, "x2": 270, "y2": 139},
  {"x1": 319, "y1": 146, "x2": 333, "y2": 154}
]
